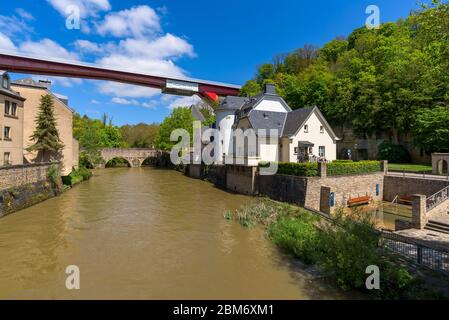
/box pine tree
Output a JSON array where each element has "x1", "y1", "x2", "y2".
[{"x1": 27, "y1": 94, "x2": 64, "y2": 162}]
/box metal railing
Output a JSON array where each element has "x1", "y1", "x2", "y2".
[
  {"x1": 380, "y1": 231, "x2": 449, "y2": 275},
  {"x1": 426, "y1": 185, "x2": 449, "y2": 212}
]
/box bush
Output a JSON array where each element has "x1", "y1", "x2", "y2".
[
  {"x1": 268, "y1": 213, "x2": 321, "y2": 265},
  {"x1": 327, "y1": 160, "x2": 381, "y2": 176},
  {"x1": 260, "y1": 162, "x2": 318, "y2": 177},
  {"x1": 62, "y1": 167, "x2": 92, "y2": 186},
  {"x1": 378, "y1": 141, "x2": 411, "y2": 163}
]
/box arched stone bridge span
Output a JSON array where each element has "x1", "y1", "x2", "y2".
[{"x1": 101, "y1": 148, "x2": 161, "y2": 168}]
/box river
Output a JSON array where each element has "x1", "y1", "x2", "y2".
[{"x1": 0, "y1": 168, "x2": 351, "y2": 299}]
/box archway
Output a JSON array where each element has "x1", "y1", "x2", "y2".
[
  {"x1": 105, "y1": 157, "x2": 132, "y2": 168},
  {"x1": 140, "y1": 156, "x2": 159, "y2": 167},
  {"x1": 437, "y1": 159, "x2": 448, "y2": 175}
]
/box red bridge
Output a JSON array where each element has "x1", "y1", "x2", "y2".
[{"x1": 0, "y1": 52, "x2": 241, "y2": 104}]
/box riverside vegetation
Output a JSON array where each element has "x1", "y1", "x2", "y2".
[{"x1": 225, "y1": 199, "x2": 445, "y2": 299}]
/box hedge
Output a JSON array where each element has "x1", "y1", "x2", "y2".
[
  {"x1": 327, "y1": 160, "x2": 381, "y2": 176},
  {"x1": 259, "y1": 162, "x2": 319, "y2": 177},
  {"x1": 259, "y1": 160, "x2": 381, "y2": 177},
  {"x1": 62, "y1": 167, "x2": 93, "y2": 186}
]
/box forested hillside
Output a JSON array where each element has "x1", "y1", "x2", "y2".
[{"x1": 240, "y1": 0, "x2": 449, "y2": 153}]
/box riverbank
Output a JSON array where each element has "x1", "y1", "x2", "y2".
[
  {"x1": 0, "y1": 163, "x2": 64, "y2": 218},
  {"x1": 225, "y1": 198, "x2": 447, "y2": 300}
]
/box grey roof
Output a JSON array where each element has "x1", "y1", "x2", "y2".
[
  {"x1": 244, "y1": 110, "x2": 287, "y2": 137},
  {"x1": 0, "y1": 87, "x2": 25, "y2": 100},
  {"x1": 298, "y1": 141, "x2": 315, "y2": 146},
  {"x1": 11, "y1": 78, "x2": 48, "y2": 88},
  {"x1": 218, "y1": 96, "x2": 249, "y2": 111},
  {"x1": 282, "y1": 107, "x2": 315, "y2": 137}
]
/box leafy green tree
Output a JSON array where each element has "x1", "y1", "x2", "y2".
[
  {"x1": 412, "y1": 106, "x2": 449, "y2": 153},
  {"x1": 120, "y1": 123, "x2": 159, "y2": 148},
  {"x1": 155, "y1": 107, "x2": 194, "y2": 151},
  {"x1": 240, "y1": 80, "x2": 261, "y2": 97},
  {"x1": 27, "y1": 94, "x2": 64, "y2": 162}
]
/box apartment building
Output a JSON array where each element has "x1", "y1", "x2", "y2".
[{"x1": 0, "y1": 71, "x2": 25, "y2": 166}]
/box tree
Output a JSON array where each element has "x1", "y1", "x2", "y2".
[
  {"x1": 120, "y1": 123, "x2": 160, "y2": 148},
  {"x1": 412, "y1": 106, "x2": 449, "y2": 153},
  {"x1": 240, "y1": 80, "x2": 261, "y2": 97},
  {"x1": 155, "y1": 107, "x2": 194, "y2": 151},
  {"x1": 27, "y1": 94, "x2": 64, "y2": 162}
]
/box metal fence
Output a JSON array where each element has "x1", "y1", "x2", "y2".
[{"x1": 380, "y1": 231, "x2": 449, "y2": 275}]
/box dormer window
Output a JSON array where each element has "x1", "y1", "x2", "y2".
[
  {"x1": 2, "y1": 75, "x2": 9, "y2": 89},
  {"x1": 304, "y1": 125, "x2": 309, "y2": 133}
]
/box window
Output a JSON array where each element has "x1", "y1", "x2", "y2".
[
  {"x1": 2, "y1": 76, "x2": 9, "y2": 89},
  {"x1": 11, "y1": 103, "x2": 17, "y2": 116},
  {"x1": 4, "y1": 100, "x2": 10, "y2": 115},
  {"x1": 319, "y1": 146, "x2": 326, "y2": 158},
  {"x1": 320, "y1": 125, "x2": 324, "y2": 134},
  {"x1": 3, "y1": 152, "x2": 11, "y2": 165},
  {"x1": 4, "y1": 126, "x2": 10, "y2": 140},
  {"x1": 308, "y1": 147, "x2": 313, "y2": 154},
  {"x1": 294, "y1": 147, "x2": 298, "y2": 155},
  {"x1": 304, "y1": 125, "x2": 309, "y2": 133}
]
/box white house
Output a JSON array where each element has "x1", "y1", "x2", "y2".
[{"x1": 215, "y1": 84, "x2": 339, "y2": 165}]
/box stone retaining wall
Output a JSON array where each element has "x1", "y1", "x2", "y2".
[
  {"x1": 0, "y1": 163, "x2": 61, "y2": 217},
  {"x1": 0, "y1": 162, "x2": 57, "y2": 191},
  {"x1": 305, "y1": 173, "x2": 384, "y2": 211},
  {"x1": 383, "y1": 176, "x2": 449, "y2": 202}
]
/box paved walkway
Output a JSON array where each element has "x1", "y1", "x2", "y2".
[
  {"x1": 395, "y1": 228, "x2": 449, "y2": 250},
  {"x1": 388, "y1": 171, "x2": 449, "y2": 181}
]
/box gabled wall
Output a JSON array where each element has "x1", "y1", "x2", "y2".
[{"x1": 288, "y1": 111, "x2": 337, "y2": 162}]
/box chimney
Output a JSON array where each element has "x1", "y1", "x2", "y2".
[
  {"x1": 38, "y1": 79, "x2": 52, "y2": 89},
  {"x1": 264, "y1": 83, "x2": 276, "y2": 95}
]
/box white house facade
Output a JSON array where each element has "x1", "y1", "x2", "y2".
[{"x1": 215, "y1": 84, "x2": 339, "y2": 165}]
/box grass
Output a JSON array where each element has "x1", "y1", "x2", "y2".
[
  {"x1": 225, "y1": 199, "x2": 445, "y2": 299},
  {"x1": 388, "y1": 163, "x2": 432, "y2": 173}
]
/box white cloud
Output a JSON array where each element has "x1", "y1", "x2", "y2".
[
  {"x1": 0, "y1": 14, "x2": 34, "y2": 38},
  {"x1": 96, "y1": 5, "x2": 160, "y2": 38},
  {"x1": 0, "y1": 32, "x2": 17, "y2": 52},
  {"x1": 19, "y1": 38, "x2": 79, "y2": 61},
  {"x1": 74, "y1": 39, "x2": 103, "y2": 53},
  {"x1": 47, "y1": 0, "x2": 111, "y2": 18},
  {"x1": 98, "y1": 81, "x2": 160, "y2": 98},
  {"x1": 111, "y1": 97, "x2": 157, "y2": 109},
  {"x1": 15, "y1": 8, "x2": 34, "y2": 21},
  {"x1": 111, "y1": 97, "x2": 140, "y2": 105},
  {"x1": 91, "y1": 99, "x2": 100, "y2": 104},
  {"x1": 167, "y1": 95, "x2": 202, "y2": 110}
]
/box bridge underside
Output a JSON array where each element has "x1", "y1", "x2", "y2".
[{"x1": 0, "y1": 53, "x2": 240, "y2": 104}]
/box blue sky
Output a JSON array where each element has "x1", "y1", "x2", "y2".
[{"x1": 0, "y1": 0, "x2": 420, "y2": 125}]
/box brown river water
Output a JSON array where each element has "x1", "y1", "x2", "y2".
[{"x1": 0, "y1": 168, "x2": 352, "y2": 299}]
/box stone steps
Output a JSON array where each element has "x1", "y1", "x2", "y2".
[{"x1": 425, "y1": 219, "x2": 449, "y2": 235}]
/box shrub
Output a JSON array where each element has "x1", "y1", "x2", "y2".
[
  {"x1": 62, "y1": 167, "x2": 92, "y2": 186},
  {"x1": 268, "y1": 213, "x2": 321, "y2": 265},
  {"x1": 327, "y1": 160, "x2": 381, "y2": 176},
  {"x1": 261, "y1": 162, "x2": 318, "y2": 177},
  {"x1": 378, "y1": 141, "x2": 411, "y2": 163}
]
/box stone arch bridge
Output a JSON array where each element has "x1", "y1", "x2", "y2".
[{"x1": 100, "y1": 148, "x2": 161, "y2": 168}]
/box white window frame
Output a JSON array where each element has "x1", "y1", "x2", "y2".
[{"x1": 319, "y1": 146, "x2": 326, "y2": 157}]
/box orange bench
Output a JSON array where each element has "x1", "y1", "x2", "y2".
[
  {"x1": 398, "y1": 195, "x2": 413, "y2": 205},
  {"x1": 347, "y1": 196, "x2": 371, "y2": 207}
]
